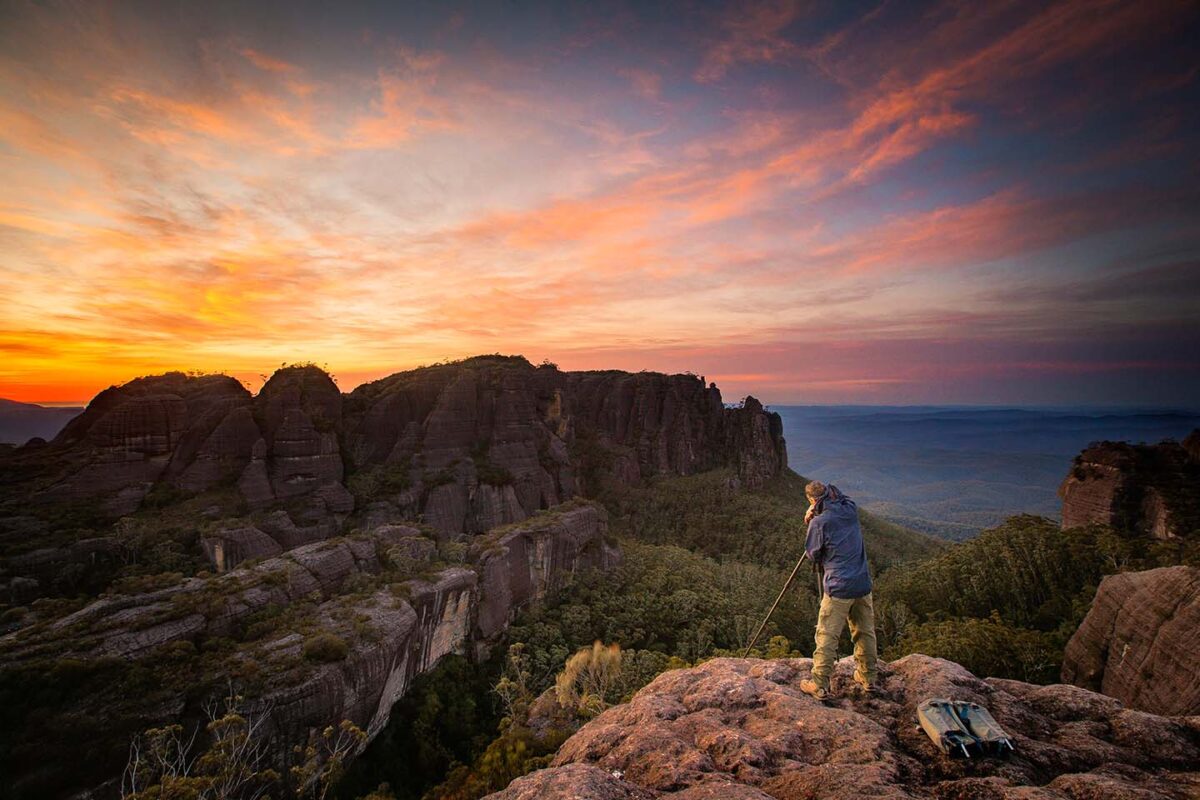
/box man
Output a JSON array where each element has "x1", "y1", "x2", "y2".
[{"x1": 798, "y1": 480, "x2": 879, "y2": 699}]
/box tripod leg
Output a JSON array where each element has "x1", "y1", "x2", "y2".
[{"x1": 742, "y1": 552, "x2": 808, "y2": 658}]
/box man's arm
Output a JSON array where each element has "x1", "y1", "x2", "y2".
[{"x1": 804, "y1": 516, "x2": 824, "y2": 564}]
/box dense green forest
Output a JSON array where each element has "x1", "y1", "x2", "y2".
[{"x1": 878, "y1": 513, "x2": 1198, "y2": 683}]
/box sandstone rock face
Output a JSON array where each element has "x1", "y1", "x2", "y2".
[
  {"x1": 0, "y1": 505, "x2": 614, "y2": 793},
  {"x1": 36, "y1": 373, "x2": 252, "y2": 514},
  {"x1": 10, "y1": 357, "x2": 783, "y2": 549},
  {"x1": 486, "y1": 655, "x2": 1200, "y2": 800},
  {"x1": 1062, "y1": 566, "x2": 1200, "y2": 716},
  {"x1": 168, "y1": 404, "x2": 261, "y2": 492},
  {"x1": 561, "y1": 370, "x2": 786, "y2": 488},
  {"x1": 14, "y1": 368, "x2": 351, "y2": 532},
  {"x1": 200, "y1": 523, "x2": 283, "y2": 570},
  {"x1": 472, "y1": 503, "x2": 620, "y2": 642},
  {"x1": 1183, "y1": 430, "x2": 1200, "y2": 463},
  {"x1": 343, "y1": 357, "x2": 787, "y2": 538},
  {"x1": 1059, "y1": 435, "x2": 1199, "y2": 538},
  {"x1": 254, "y1": 366, "x2": 345, "y2": 504}
]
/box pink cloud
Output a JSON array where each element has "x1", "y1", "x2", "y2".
[{"x1": 695, "y1": 0, "x2": 802, "y2": 83}]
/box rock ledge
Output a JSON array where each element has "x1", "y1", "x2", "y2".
[{"x1": 486, "y1": 654, "x2": 1200, "y2": 800}]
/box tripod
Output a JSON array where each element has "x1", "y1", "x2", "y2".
[{"x1": 741, "y1": 552, "x2": 808, "y2": 658}]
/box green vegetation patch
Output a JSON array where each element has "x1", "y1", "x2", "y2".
[
  {"x1": 603, "y1": 467, "x2": 944, "y2": 573},
  {"x1": 304, "y1": 633, "x2": 350, "y2": 663}
]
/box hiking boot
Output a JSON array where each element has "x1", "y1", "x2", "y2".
[
  {"x1": 800, "y1": 679, "x2": 829, "y2": 700},
  {"x1": 854, "y1": 670, "x2": 880, "y2": 695}
]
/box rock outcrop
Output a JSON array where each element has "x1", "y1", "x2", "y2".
[
  {"x1": 486, "y1": 655, "x2": 1200, "y2": 800},
  {"x1": 471, "y1": 503, "x2": 616, "y2": 643},
  {"x1": 250, "y1": 366, "x2": 345, "y2": 509},
  {"x1": 35, "y1": 372, "x2": 253, "y2": 515},
  {"x1": 0, "y1": 356, "x2": 784, "y2": 795},
  {"x1": 1062, "y1": 566, "x2": 1200, "y2": 717},
  {"x1": 0, "y1": 504, "x2": 617, "y2": 797},
  {"x1": 6, "y1": 357, "x2": 785, "y2": 560},
  {"x1": 342, "y1": 357, "x2": 788, "y2": 538},
  {"x1": 1059, "y1": 434, "x2": 1199, "y2": 538}
]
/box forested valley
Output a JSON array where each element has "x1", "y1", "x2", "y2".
[{"x1": 337, "y1": 466, "x2": 1190, "y2": 800}]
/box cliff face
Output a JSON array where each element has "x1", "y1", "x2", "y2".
[
  {"x1": 0, "y1": 356, "x2": 785, "y2": 796},
  {"x1": 1058, "y1": 433, "x2": 1199, "y2": 538},
  {"x1": 35, "y1": 372, "x2": 253, "y2": 516},
  {"x1": 485, "y1": 655, "x2": 1200, "y2": 800},
  {"x1": 0, "y1": 505, "x2": 617, "y2": 798},
  {"x1": 343, "y1": 359, "x2": 786, "y2": 538},
  {"x1": 1061, "y1": 566, "x2": 1200, "y2": 717},
  {"x1": 8, "y1": 356, "x2": 785, "y2": 569}
]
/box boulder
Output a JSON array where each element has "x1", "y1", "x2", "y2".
[
  {"x1": 200, "y1": 524, "x2": 283, "y2": 571},
  {"x1": 1062, "y1": 566, "x2": 1200, "y2": 716},
  {"x1": 486, "y1": 655, "x2": 1200, "y2": 799}
]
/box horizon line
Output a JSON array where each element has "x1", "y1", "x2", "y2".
[{"x1": 9, "y1": 395, "x2": 1200, "y2": 416}]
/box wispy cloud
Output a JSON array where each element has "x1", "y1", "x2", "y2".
[
  {"x1": 695, "y1": 0, "x2": 802, "y2": 82},
  {"x1": 0, "y1": 0, "x2": 1197, "y2": 404}
]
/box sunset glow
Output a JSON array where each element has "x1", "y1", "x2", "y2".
[{"x1": 1, "y1": 0, "x2": 1198, "y2": 405}]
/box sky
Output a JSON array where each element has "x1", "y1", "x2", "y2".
[{"x1": 1, "y1": 0, "x2": 1198, "y2": 407}]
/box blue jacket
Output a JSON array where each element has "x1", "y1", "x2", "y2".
[{"x1": 805, "y1": 485, "x2": 872, "y2": 599}]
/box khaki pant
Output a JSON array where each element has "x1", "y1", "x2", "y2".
[{"x1": 812, "y1": 592, "x2": 878, "y2": 690}]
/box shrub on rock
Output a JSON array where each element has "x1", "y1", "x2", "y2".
[{"x1": 303, "y1": 632, "x2": 349, "y2": 663}]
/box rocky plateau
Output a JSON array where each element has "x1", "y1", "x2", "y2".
[{"x1": 486, "y1": 654, "x2": 1200, "y2": 800}]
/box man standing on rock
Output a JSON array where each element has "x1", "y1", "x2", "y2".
[{"x1": 798, "y1": 480, "x2": 879, "y2": 699}]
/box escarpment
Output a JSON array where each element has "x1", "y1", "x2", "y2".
[
  {"x1": 0, "y1": 505, "x2": 617, "y2": 798},
  {"x1": 0, "y1": 355, "x2": 781, "y2": 798},
  {"x1": 3, "y1": 356, "x2": 786, "y2": 571},
  {"x1": 1059, "y1": 433, "x2": 1199, "y2": 538},
  {"x1": 485, "y1": 655, "x2": 1200, "y2": 800}
]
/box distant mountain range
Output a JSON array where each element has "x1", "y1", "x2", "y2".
[
  {"x1": 776, "y1": 405, "x2": 1200, "y2": 539},
  {"x1": 0, "y1": 399, "x2": 82, "y2": 446}
]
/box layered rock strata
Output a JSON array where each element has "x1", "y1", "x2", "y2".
[
  {"x1": 36, "y1": 372, "x2": 253, "y2": 516},
  {"x1": 0, "y1": 504, "x2": 617, "y2": 796},
  {"x1": 1062, "y1": 565, "x2": 1200, "y2": 716},
  {"x1": 486, "y1": 655, "x2": 1200, "y2": 800}
]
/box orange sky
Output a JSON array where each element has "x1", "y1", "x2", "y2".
[{"x1": 1, "y1": 1, "x2": 1198, "y2": 406}]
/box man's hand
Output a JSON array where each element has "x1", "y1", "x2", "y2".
[{"x1": 804, "y1": 502, "x2": 817, "y2": 525}]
